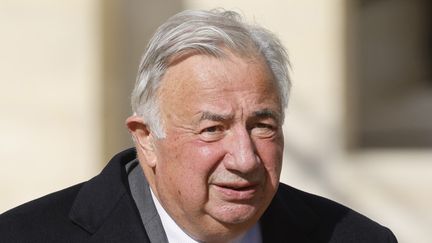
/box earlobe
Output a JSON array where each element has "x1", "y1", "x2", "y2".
[{"x1": 125, "y1": 115, "x2": 157, "y2": 167}]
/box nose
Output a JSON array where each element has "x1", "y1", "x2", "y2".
[{"x1": 223, "y1": 127, "x2": 260, "y2": 173}]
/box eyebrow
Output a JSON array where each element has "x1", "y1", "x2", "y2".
[
  {"x1": 198, "y1": 108, "x2": 281, "y2": 123},
  {"x1": 199, "y1": 111, "x2": 233, "y2": 122},
  {"x1": 253, "y1": 109, "x2": 281, "y2": 123}
]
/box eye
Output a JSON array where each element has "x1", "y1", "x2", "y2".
[
  {"x1": 251, "y1": 123, "x2": 277, "y2": 138},
  {"x1": 199, "y1": 125, "x2": 225, "y2": 141},
  {"x1": 201, "y1": 126, "x2": 221, "y2": 133},
  {"x1": 256, "y1": 123, "x2": 273, "y2": 129}
]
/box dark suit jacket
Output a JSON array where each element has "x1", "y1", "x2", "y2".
[{"x1": 0, "y1": 148, "x2": 397, "y2": 242}]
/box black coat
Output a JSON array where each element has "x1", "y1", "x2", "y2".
[{"x1": 0, "y1": 148, "x2": 397, "y2": 242}]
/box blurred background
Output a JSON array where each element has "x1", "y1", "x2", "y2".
[{"x1": 1, "y1": 0, "x2": 431, "y2": 242}]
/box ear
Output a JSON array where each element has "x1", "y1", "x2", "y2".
[{"x1": 126, "y1": 115, "x2": 157, "y2": 168}]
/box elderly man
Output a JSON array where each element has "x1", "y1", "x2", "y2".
[{"x1": 0, "y1": 9, "x2": 396, "y2": 243}]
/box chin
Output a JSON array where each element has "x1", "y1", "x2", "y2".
[
  {"x1": 211, "y1": 203, "x2": 260, "y2": 225},
  {"x1": 192, "y1": 204, "x2": 262, "y2": 243}
]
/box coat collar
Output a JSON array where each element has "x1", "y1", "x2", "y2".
[{"x1": 68, "y1": 148, "x2": 137, "y2": 234}]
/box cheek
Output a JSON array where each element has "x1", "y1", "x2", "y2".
[
  {"x1": 163, "y1": 141, "x2": 225, "y2": 195},
  {"x1": 255, "y1": 138, "x2": 284, "y2": 182},
  {"x1": 184, "y1": 141, "x2": 226, "y2": 174}
]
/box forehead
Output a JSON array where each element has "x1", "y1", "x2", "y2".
[
  {"x1": 159, "y1": 52, "x2": 277, "y2": 99},
  {"x1": 155, "y1": 51, "x2": 283, "y2": 126}
]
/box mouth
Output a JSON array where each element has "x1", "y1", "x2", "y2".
[{"x1": 212, "y1": 182, "x2": 260, "y2": 201}]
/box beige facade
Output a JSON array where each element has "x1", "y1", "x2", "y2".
[
  {"x1": 0, "y1": 0, "x2": 102, "y2": 213},
  {"x1": 1, "y1": 1, "x2": 430, "y2": 242}
]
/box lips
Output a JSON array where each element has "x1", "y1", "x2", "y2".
[{"x1": 212, "y1": 182, "x2": 259, "y2": 201}]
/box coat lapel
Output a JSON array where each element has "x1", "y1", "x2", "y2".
[
  {"x1": 68, "y1": 148, "x2": 151, "y2": 242},
  {"x1": 128, "y1": 160, "x2": 168, "y2": 243},
  {"x1": 260, "y1": 184, "x2": 319, "y2": 243}
]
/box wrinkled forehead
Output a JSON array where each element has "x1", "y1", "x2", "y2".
[
  {"x1": 158, "y1": 50, "x2": 280, "y2": 108},
  {"x1": 160, "y1": 48, "x2": 276, "y2": 93},
  {"x1": 166, "y1": 44, "x2": 262, "y2": 68}
]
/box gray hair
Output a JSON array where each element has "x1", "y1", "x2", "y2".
[{"x1": 131, "y1": 9, "x2": 291, "y2": 138}]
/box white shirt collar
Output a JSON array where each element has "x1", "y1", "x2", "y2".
[{"x1": 150, "y1": 188, "x2": 262, "y2": 243}]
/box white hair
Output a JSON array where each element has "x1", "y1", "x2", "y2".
[{"x1": 131, "y1": 9, "x2": 291, "y2": 138}]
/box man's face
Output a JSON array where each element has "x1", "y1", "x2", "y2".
[{"x1": 151, "y1": 52, "x2": 284, "y2": 241}]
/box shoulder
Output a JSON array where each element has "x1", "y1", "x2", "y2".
[
  {"x1": 267, "y1": 183, "x2": 398, "y2": 242},
  {"x1": 0, "y1": 148, "x2": 143, "y2": 242},
  {"x1": 0, "y1": 183, "x2": 87, "y2": 241}
]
